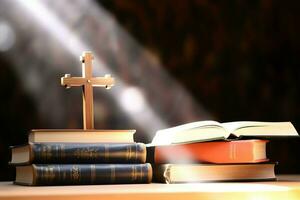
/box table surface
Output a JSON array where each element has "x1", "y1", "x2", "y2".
[{"x1": 1, "y1": 175, "x2": 300, "y2": 200}]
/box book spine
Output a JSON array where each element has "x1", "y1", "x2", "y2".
[
  {"x1": 147, "y1": 140, "x2": 268, "y2": 164},
  {"x1": 31, "y1": 143, "x2": 146, "y2": 164},
  {"x1": 31, "y1": 164, "x2": 152, "y2": 185}
]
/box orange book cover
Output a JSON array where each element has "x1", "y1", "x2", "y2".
[{"x1": 150, "y1": 140, "x2": 269, "y2": 164}]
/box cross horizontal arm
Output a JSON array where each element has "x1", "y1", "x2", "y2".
[
  {"x1": 61, "y1": 76, "x2": 86, "y2": 87},
  {"x1": 61, "y1": 75, "x2": 115, "y2": 89},
  {"x1": 90, "y1": 77, "x2": 115, "y2": 88}
]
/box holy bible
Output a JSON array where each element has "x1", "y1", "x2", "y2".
[
  {"x1": 15, "y1": 164, "x2": 152, "y2": 186},
  {"x1": 10, "y1": 143, "x2": 146, "y2": 165},
  {"x1": 151, "y1": 121, "x2": 298, "y2": 145}
]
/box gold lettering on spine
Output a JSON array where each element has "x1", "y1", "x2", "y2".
[
  {"x1": 129, "y1": 145, "x2": 132, "y2": 161},
  {"x1": 71, "y1": 165, "x2": 80, "y2": 182},
  {"x1": 73, "y1": 146, "x2": 102, "y2": 162},
  {"x1": 42, "y1": 166, "x2": 55, "y2": 183},
  {"x1": 41, "y1": 145, "x2": 52, "y2": 162},
  {"x1": 126, "y1": 146, "x2": 129, "y2": 161},
  {"x1": 132, "y1": 165, "x2": 136, "y2": 181},
  {"x1": 90, "y1": 147, "x2": 98, "y2": 159},
  {"x1": 91, "y1": 164, "x2": 96, "y2": 184}
]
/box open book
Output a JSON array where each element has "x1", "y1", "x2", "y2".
[{"x1": 150, "y1": 121, "x2": 298, "y2": 145}]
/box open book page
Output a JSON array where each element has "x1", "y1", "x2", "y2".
[
  {"x1": 221, "y1": 121, "x2": 298, "y2": 137},
  {"x1": 150, "y1": 121, "x2": 229, "y2": 145}
]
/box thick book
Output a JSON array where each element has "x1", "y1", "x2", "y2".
[
  {"x1": 10, "y1": 143, "x2": 146, "y2": 165},
  {"x1": 15, "y1": 163, "x2": 152, "y2": 186},
  {"x1": 28, "y1": 129, "x2": 136, "y2": 143},
  {"x1": 147, "y1": 140, "x2": 268, "y2": 164},
  {"x1": 153, "y1": 163, "x2": 276, "y2": 183},
  {"x1": 151, "y1": 121, "x2": 298, "y2": 145}
]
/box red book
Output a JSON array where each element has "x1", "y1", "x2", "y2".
[{"x1": 148, "y1": 140, "x2": 269, "y2": 164}]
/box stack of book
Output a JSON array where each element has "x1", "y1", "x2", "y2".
[
  {"x1": 147, "y1": 121, "x2": 298, "y2": 183},
  {"x1": 10, "y1": 129, "x2": 152, "y2": 186}
]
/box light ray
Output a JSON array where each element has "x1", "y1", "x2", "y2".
[{"x1": 1, "y1": 0, "x2": 213, "y2": 180}]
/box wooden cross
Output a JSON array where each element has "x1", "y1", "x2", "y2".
[{"x1": 61, "y1": 51, "x2": 115, "y2": 130}]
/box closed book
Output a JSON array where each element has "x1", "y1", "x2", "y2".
[
  {"x1": 153, "y1": 163, "x2": 276, "y2": 183},
  {"x1": 28, "y1": 129, "x2": 136, "y2": 143},
  {"x1": 15, "y1": 163, "x2": 152, "y2": 186},
  {"x1": 10, "y1": 143, "x2": 146, "y2": 165},
  {"x1": 147, "y1": 140, "x2": 268, "y2": 164}
]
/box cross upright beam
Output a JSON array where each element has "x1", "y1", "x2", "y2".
[{"x1": 61, "y1": 51, "x2": 115, "y2": 130}]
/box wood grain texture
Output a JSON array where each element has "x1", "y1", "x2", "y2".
[{"x1": 1, "y1": 175, "x2": 300, "y2": 200}]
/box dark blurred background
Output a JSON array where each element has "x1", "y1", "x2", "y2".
[{"x1": 0, "y1": 0, "x2": 299, "y2": 180}]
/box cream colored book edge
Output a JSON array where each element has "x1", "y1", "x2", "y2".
[
  {"x1": 151, "y1": 121, "x2": 298, "y2": 145},
  {"x1": 155, "y1": 163, "x2": 276, "y2": 183},
  {"x1": 28, "y1": 129, "x2": 136, "y2": 143}
]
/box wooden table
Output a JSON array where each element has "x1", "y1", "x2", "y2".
[{"x1": 1, "y1": 175, "x2": 300, "y2": 200}]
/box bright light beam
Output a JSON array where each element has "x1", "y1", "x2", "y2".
[
  {"x1": 13, "y1": 0, "x2": 167, "y2": 135},
  {"x1": 0, "y1": 20, "x2": 15, "y2": 52},
  {"x1": 2, "y1": 0, "x2": 215, "y2": 182}
]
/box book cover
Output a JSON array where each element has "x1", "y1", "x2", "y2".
[
  {"x1": 15, "y1": 163, "x2": 152, "y2": 185},
  {"x1": 147, "y1": 140, "x2": 268, "y2": 164},
  {"x1": 10, "y1": 143, "x2": 146, "y2": 165}
]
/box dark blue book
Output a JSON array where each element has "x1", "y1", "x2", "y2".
[
  {"x1": 10, "y1": 143, "x2": 146, "y2": 165},
  {"x1": 14, "y1": 163, "x2": 152, "y2": 185}
]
